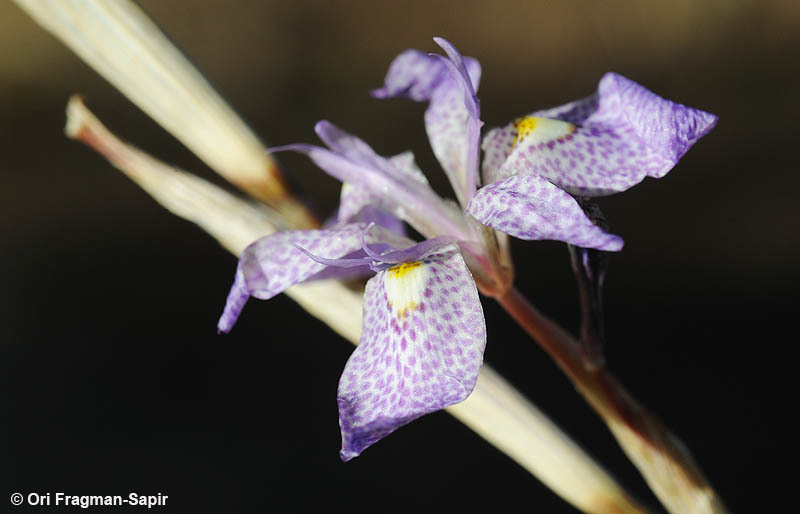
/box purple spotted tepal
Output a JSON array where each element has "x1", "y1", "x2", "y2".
[
  {"x1": 469, "y1": 72, "x2": 717, "y2": 247},
  {"x1": 336, "y1": 242, "x2": 485, "y2": 461},
  {"x1": 218, "y1": 223, "x2": 486, "y2": 461}
]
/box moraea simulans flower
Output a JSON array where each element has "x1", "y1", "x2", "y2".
[
  {"x1": 217, "y1": 37, "x2": 716, "y2": 460},
  {"x1": 217, "y1": 123, "x2": 489, "y2": 461},
  {"x1": 471, "y1": 72, "x2": 717, "y2": 247}
]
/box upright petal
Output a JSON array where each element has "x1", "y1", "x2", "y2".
[
  {"x1": 373, "y1": 41, "x2": 482, "y2": 207},
  {"x1": 337, "y1": 245, "x2": 486, "y2": 460},
  {"x1": 467, "y1": 174, "x2": 624, "y2": 251},
  {"x1": 481, "y1": 73, "x2": 717, "y2": 196},
  {"x1": 217, "y1": 224, "x2": 410, "y2": 333}
]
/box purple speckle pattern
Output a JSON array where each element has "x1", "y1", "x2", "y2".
[
  {"x1": 218, "y1": 223, "x2": 381, "y2": 333},
  {"x1": 481, "y1": 72, "x2": 717, "y2": 197},
  {"x1": 337, "y1": 245, "x2": 486, "y2": 460},
  {"x1": 467, "y1": 174, "x2": 624, "y2": 251},
  {"x1": 373, "y1": 45, "x2": 482, "y2": 205}
]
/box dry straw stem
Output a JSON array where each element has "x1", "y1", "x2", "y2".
[
  {"x1": 64, "y1": 96, "x2": 364, "y2": 345},
  {"x1": 14, "y1": 0, "x2": 316, "y2": 228},
  {"x1": 65, "y1": 96, "x2": 647, "y2": 514}
]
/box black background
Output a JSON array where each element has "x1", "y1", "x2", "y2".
[{"x1": 2, "y1": 1, "x2": 796, "y2": 512}]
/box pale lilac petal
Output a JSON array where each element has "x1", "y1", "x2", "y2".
[
  {"x1": 217, "y1": 267, "x2": 249, "y2": 334},
  {"x1": 598, "y1": 73, "x2": 718, "y2": 173},
  {"x1": 481, "y1": 72, "x2": 717, "y2": 196},
  {"x1": 294, "y1": 246, "x2": 374, "y2": 269},
  {"x1": 425, "y1": 72, "x2": 482, "y2": 206},
  {"x1": 530, "y1": 94, "x2": 600, "y2": 124},
  {"x1": 336, "y1": 184, "x2": 405, "y2": 236},
  {"x1": 371, "y1": 48, "x2": 480, "y2": 102},
  {"x1": 315, "y1": 121, "x2": 396, "y2": 178},
  {"x1": 304, "y1": 251, "x2": 375, "y2": 282},
  {"x1": 345, "y1": 205, "x2": 406, "y2": 236},
  {"x1": 467, "y1": 174, "x2": 624, "y2": 251},
  {"x1": 217, "y1": 224, "x2": 413, "y2": 333},
  {"x1": 371, "y1": 49, "x2": 452, "y2": 101},
  {"x1": 433, "y1": 37, "x2": 479, "y2": 117},
  {"x1": 372, "y1": 42, "x2": 482, "y2": 207},
  {"x1": 337, "y1": 245, "x2": 486, "y2": 460},
  {"x1": 387, "y1": 151, "x2": 429, "y2": 185},
  {"x1": 274, "y1": 130, "x2": 470, "y2": 240},
  {"x1": 371, "y1": 236, "x2": 459, "y2": 265},
  {"x1": 334, "y1": 150, "x2": 428, "y2": 235}
]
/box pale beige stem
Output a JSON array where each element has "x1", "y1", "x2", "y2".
[
  {"x1": 13, "y1": 0, "x2": 316, "y2": 228},
  {"x1": 66, "y1": 97, "x2": 649, "y2": 514}
]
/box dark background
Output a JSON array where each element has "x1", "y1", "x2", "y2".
[{"x1": 2, "y1": 1, "x2": 796, "y2": 512}]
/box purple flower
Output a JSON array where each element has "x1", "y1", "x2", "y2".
[
  {"x1": 218, "y1": 222, "x2": 486, "y2": 461},
  {"x1": 217, "y1": 37, "x2": 716, "y2": 460},
  {"x1": 469, "y1": 73, "x2": 717, "y2": 250},
  {"x1": 375, "y1": 39, "x2": 716, "y2": 251}
]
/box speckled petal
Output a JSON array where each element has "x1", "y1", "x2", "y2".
[
  {"x1": 337, "y1": 245, "x2": 486, "y2": 460},
  {"x1": 481, "y1": 72, "x2": 717, "y2": 196},
  {"x1": 217, "y1": 224, "x2": 411, "y2": 333},
  {"x1": 373, "y1": 41, "x2": 482, "y2": 207},
  {"x1": 467, "y1": 174, "x2": 624, "y2": 251},
  {"x1": 481, "y1": 95, "x2": 598, "y2": 184}
]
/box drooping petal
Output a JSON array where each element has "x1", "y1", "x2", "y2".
[
  {"x1": 337, "y1": 245, "x2": 486, "y2": 460},
  {"x1": 467, "y1": 174, "x2": 624, "y2": 251},
  {"x1": 272, "y1": 125, "x2": 471, "y2": 241},
  {"x1": 217, "y1": 223, "x2": 412, "y2": 333},
  {"x1": 373, "y1": 41, "x2": 482, "y2": 207},
  {"x1": 481, "y1": 72, "x2": 717, "y2": 196}
]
